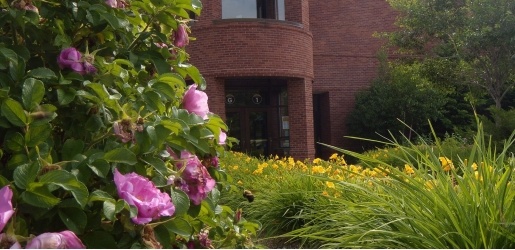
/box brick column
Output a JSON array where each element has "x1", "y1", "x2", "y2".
[
  {"x1": 205, "y1": 76, "x2": 226, "y2": 120},
  {"x1": 284, "y1": 0, "x2": 310, "y2": 29},
  {"x1": 287, "y1": 77, "x2": 315, "y2": 160}
]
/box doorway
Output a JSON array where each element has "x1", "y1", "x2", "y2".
[
  {"x1": 224, "y1": 78, "x2": 289, "y2": 157},
  {"x1": 226, "y1": 108, "x2": 269, "y2": 156}
]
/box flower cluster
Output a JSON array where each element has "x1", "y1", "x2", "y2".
[
  {"x1": 105, "y1": 0, "x2": 128, "y2": 8},
  {"x1": 183, "y1": 84, "x2": 210, "y2": 119},
  {"x1": 0, "y1": 186, "x2": 14, "y2": 234},
  {"x1": 25, "y1": 231, "x2": 85, "y2": 249},
  {"x1": 11, "y1": 0, "x2": 38, "y2": 13},
  {"x1": 168, "y1": 150, "x2": 216, "y2": 205},
  {"x1": 57, "y1": 48, "x2": 97, "y2": 75},
  {"x1": 114, "y1": 169, "x2": 176, "y2": 225},
  {"x1": 172, "y1": 24, "x2": 189, "y2": 48}
]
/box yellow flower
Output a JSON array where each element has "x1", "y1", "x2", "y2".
[
  {"x1": 404, "y1": 164, "x2": 415, "y2": 175},
  {"x1": 322, "y1": 190, "x2": 329, "y2": 196},
  {"x1": 312, "y1": 165, "x2": 326, "y2": 174},
  {"x1": 439, "y1": 157, "x2": 454, "y2": 172},
  {"x1": 237, "y1": 180, "x2": 243, "y2": 185},
  {"x1": 326, "y1": 181, "x2": 335, "y2": 189},
  {"x1": 471, "y1": 162, "x2": 478, "y2": 171},
  {"x1": 312, "y1": 158, "x2": 322, "y2": 164},
  {"x1": 272, "y1": 164, "x2": 279, "y2": 169},
  {"x1": 329, "y1": 153, "x2": 338, "y2": 160},
  {"x1": 232, "y1": 165, "x2": 239, "y2": 170},
  {"x1": 252, "y1": 168, "x2": 263, "y2": 175}
]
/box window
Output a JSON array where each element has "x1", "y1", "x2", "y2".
[{"x1": 222, "y1": 0, "x2": 285, "y2": 20}]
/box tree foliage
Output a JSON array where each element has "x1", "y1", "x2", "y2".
[
  {"x1": 386, "y1": 0, "x2": 515, "y2": 109},
  {"x1": 346, "y1": 61, "x2": 450, "y2": 149}
]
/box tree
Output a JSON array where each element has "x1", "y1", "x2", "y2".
[
  {"x1": 386, "y1": 0, "x2": 515, "y2": 109},
  {"x1": 346, "y1": 61, "x2": 448, "y2": 150}
]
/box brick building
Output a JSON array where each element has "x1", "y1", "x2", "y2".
[{"x1": 188, "y1": 0, "x2": 397, "y2": 160}]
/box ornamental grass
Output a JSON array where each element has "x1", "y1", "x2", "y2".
[{"x1": 220, "y1": 122, "x2": 515, "y2": 248}]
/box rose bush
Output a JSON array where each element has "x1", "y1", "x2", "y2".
[{"x1": 0, "y1": 0, "x2": 259, "y2": 248}]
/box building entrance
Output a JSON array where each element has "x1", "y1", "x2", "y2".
[
  {"x1": 224, "y1": 79, "x2": 289, "y2": 157},
  {"x1": 226, "y1": 108, "x2": 269, "y2": 156}
]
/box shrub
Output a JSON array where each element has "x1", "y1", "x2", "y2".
[
  {"x1": 346, "y1": 62, "x2": 448, "y2": 150},
  {"x1": 0, "y1": 0, "x2": 258, "y2": 248}
]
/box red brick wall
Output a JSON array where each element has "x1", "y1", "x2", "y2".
[
  {"x1": 309, "y1": 0, "x2": 397, "y2": 152},
  {"x1": 188, "y1": 0, "x2": 315, "y2": 160},
  {"x1": 188, "y1": 0, "x2": 397, "y2": 158},
  {"x1": 189, "y1": 20, "x2": 313, "y2": 79},
  {"x1": 288, "y1": 78, "x2": 315, "y2": 159}
]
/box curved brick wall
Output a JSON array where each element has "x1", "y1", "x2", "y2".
[{"x1": 189, "y1": 20, "x2": 313, "y2": 79}]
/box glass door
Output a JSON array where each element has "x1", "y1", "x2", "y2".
[{"x1": 226, "y1": 108, "x2": 269, "y2": 157}]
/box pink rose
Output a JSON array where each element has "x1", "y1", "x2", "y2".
[
  {"x1": 0, "y1": 186, "x2": 14, "y2": 233},
  {"x1": 24, "y1": 4, "x2": 39, "y2": 13},
  {"x1": 114, "y1": 169, "x2": 175, "y2": 224},
  {"x1": 105, "y1": 0, "x2": 128, "y2": 8},
  {"x1": 183, "y1": 84, "x2": 209, "y2": 119},
  {"x1": 25, "y1": 230, "x2": 85, "y2": 249},
  {"x1": 218, "y1": 131, "x2": 227, "y2": 145},
  {"x1": 57, "y1": 48, "x2": 84, "y2": 73},
  {"x1": 173, "y1": 24, "x2": 189, "y2": 48},
  {"x1": 169, "y1": 151, "x2": 216, "y2": 205}
]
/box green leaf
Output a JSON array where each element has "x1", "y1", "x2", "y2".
[
  {"x1": 152, "y1": 82, "x2": 177, "y2": 101},
  {"x1": 1, "y1": 98, "x2": 28, "y2": 126},
  {"x1": 150, "y1": 73, "x2": 186, "y2": 101},
  {"x1": 13, "y1": 162, "x2": 40, "y2": 189},
  {"x1": 103, "y1": 200, "x2": 116, "y2": 221},
  {"x1": 57, "y1": 88, "x2": 76, "y2": 105},
  {"x1": 25, "y1": 123, "x2": 51, "y2": 147},
  {"x1": 89, "y1": 190, "x2": 115, "y2": 203},
  {"x1": 162, "y1": 218, "x2": 193, "y2": 238},
  {"x1": 22, "y1": 78, "x2": 45, "y2": 111},
  {"x1": 206, "y1": 113, "x2": 229, "y2": 131},
  {"x1": 4, "y1": 132, "x2": 25, "y2": 152},
  {"x1": 160, "y1": 119, "x2": 190, "y2": 134},
  {"x1": 182, "y1": 64, "x2": 204, "y2": 87},
  {"x1": 198, "y1": 128, "x2": 214, "y2": 139},
  {"x1": 176, "y1": 108, "x2": 204, "y2": 125},
  {"x1": 62, "y1": 139, "x2": 85, "y2": 161},
  {"x1": 58, "y1": 207, "x2": 87, "y2": 234},
  {"x1": 170, "y1": 189, "x2": 190, "y2": 216},
  {"x1": 148, "y1": 52, "x2": 172, "y2": 75},
  {"x1": 0, "y1": 87, "x2": 9, "y2": 99},
  {"x1": 87, "y1": 159, "x2": 110, "y2": 178},
  {"x1": 21, "y1": 184, "x2": 61, "y2": 208},
  {"x1": 9, "y1": 59, "x2": 25, "y2": 82},
  {"x1": 141, "y1": 156, "x2": 170, "y2": 176},
  {"x1": 27, "y1": 67, "x2": 57, "y2": 80},
  {"x1": 0, "y1": 47, "x2": 18, "y2": 64},
  {"x1": 104, "y1": 148, "x2": 137, "y2": 165},
  {"x1": 143, "y1": 91, "x2": 165, "y2": 114},
  {"x1": 39, "y1": 170, "x2": 89, "y2": 208}
]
